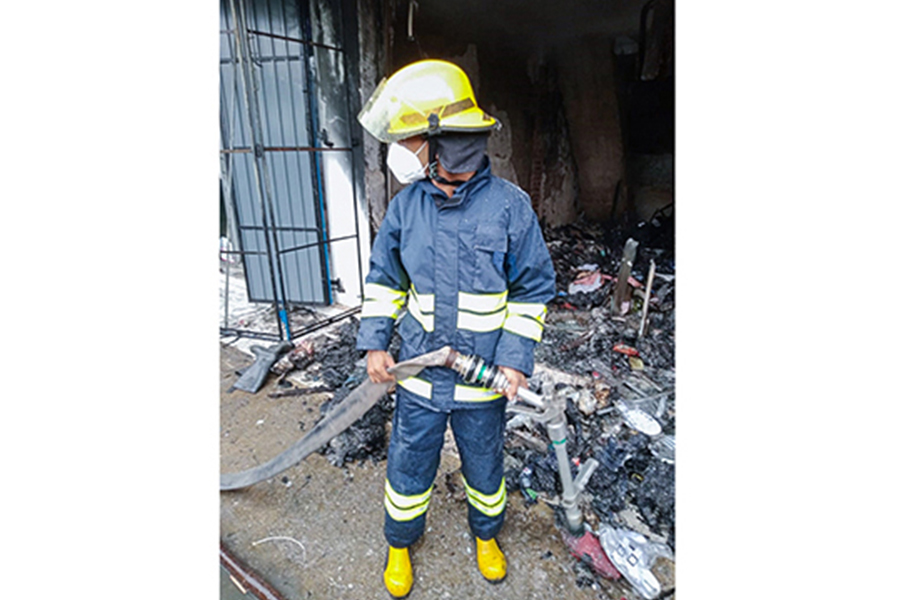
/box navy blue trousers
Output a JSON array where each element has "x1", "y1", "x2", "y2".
[{"x1": 383, "y1": 388, "x2": 507, "y2": 548}]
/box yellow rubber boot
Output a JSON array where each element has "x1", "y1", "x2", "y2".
[
  {"x1": 476, "y1": 537, "x2": 507, "y2": 583},
  {"x1": 383, "y1": 546, "x2": 413, "y2": 598}
]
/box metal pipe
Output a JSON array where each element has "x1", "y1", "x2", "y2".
[
  {"x1": 220, "y1": 56, "x2": 241, "y2": 252},
  {"x1": 230, "y1": 0, "x2": 286, "y2": 340},
  {"x1": 278, "y1": 234, "x2": 358, "y2": 256},
  {"x1": 219, "y1": 249, "x2": 269, "y2": 256},
  {"x1": 238, "y1": 224, "x2": 321, "y2": 233},
  {"x1": 239, "y1": 0, "x2": 293, "y2": 338},
  {"x1": 279, "y1": 0, "x2": 319, "y2": 306},
  {"x1": 247, "y1": 28, "x2": 343, "y2": 52},
  {"x1": 224, "y1": 252, "x2": 231, "y2": 329},
  {"x1": 221, "y1": 146, "x2": 353, "y2": 153},
  {"x1": 220, "y1": 543, "x2": 287, "y2": 600},
  {"x1": 296, "y1": 0, "x2": 333, "y2": 305},
  {"x1": 220, "y1": 55, "x2": 305, "y2": 64},
  {"x1": 221, "y1": 13, "x2": 242, "y2": 332},
  {"x1": 638, "y1": 259, "x2": 656, "y2": 338},
  {"x1": 229, "y1": 8, "x2": 261, "y2": 286},
  {"x1": 220, "y1": 306, "x2": 360, "y2": 344},
  {"x1": 289, "y1": 306, "x2": 361, "y2": 339},
  {"x1": 263, "y1": 0, "x2": 306, "y2": 306},
  {"x1": 253, "y1": 27, "x2": 296, "y2": 339},
  {"x1": 219, "y1": 328, "x2": 283, "y2": 342},
  {"x1": 546, "y1": 417, "x2": 583, "y2": 533}
]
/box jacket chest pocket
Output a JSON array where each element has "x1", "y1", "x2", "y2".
[{"x1": 472, "y1": 225, "x2": 508, "y2": 292}]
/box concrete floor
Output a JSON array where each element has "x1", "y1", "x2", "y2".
[{"x1": 220, "y1": 341, "x2": 662, "y2": 600}]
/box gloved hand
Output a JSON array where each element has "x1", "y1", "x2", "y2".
[
  {"x1": 367, "y1": 350, "x2": 396, "y2": 383},
  {"x1": 497, "y1": 366, "x2": 527, "y2": 401}
]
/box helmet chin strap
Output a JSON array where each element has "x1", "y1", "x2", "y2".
[{"x1": 428, "y1": 163, "x2": 465, "y2": 187}]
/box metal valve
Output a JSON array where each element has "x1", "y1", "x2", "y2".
[{"x1": 444, "y1": 349, "x2": 545, "y2": 408}]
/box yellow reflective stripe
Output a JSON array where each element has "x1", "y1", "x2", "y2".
[
  {"x1": 399, "y1": 379, "x2": 499, "y2": 402},
  {"x1": 397, "y1": 376, "x2": 432, "y2": 399},
  {"x1": 407, "y1": 293, "x2": 435, "y2": 332},
  {"x1": 384, "y1": 479, "x2": 432, "y2": 521},
  {"x1": 461, "y1": 476, "x2": 507, "y2": 517},
  {"x1": 502, "y1": 314, "x2": 544, "y2": 342},
  {"x1": 458, "y1": 290, "x2": 507, "y2": 314},
  {"x1": 385, "y1": 479, "x2": 432, "y2": 508},
  {"x1": 361, "y1": 299, "x2": 404, "y2": 319},
  {"x1": 410, "y1": 284, "x2": 435, "y2": 313},
  {"x1": 457, "y1": 309, "x2": 506, "y2": 332},
  {"x1": 454, "y1": 384, "x2": 503, "y2": 402},
  {"x1": 506, "y1": 301, "x2": 547, "y2": 324},
  {"x1": 362, "y1": 282, "x2": 407, "y2": 319}
]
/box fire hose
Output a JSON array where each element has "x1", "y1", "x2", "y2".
[{"x1": 220, "y1": 346, "x2": 618, "y2": 580}]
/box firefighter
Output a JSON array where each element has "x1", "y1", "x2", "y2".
[{"x1": 356, "y1": 59, "x2": 556, "y2": 598}]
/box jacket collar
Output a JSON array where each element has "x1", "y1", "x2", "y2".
[{"x1": 420, "y1": 155, "x2": 492, "y2": 209}]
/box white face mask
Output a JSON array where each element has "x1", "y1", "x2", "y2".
[{"x1": 386, "y1": 140, "x2": 428, "y2": 184}]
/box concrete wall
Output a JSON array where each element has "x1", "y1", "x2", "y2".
[
  {"x1": 525, "y1": 56, "x2": 579, "y2": 227},
  {"x1": 355, "y1": 0, "x2": 387, "y2": 233},
  {"x1": 555, "y1": 37, "x2": 625, "y2": 222}
]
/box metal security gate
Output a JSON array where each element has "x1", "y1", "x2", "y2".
[{"x1": 220, "y1": 0, "x2": 364, "y2": 341}]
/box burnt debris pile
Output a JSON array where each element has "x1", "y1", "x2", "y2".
[
  {"x1": 499, "y1": 217, "x2": 676, "y2": 595},
  {"x1": 315, "y1": 320, "x2": 403, "y2": 467},
  {"x1": 268, "y1": 318, "x2": 398, "y2": 467},
  {"x1": 506, "y1": 217, "x2": 676, "y2": 573}
]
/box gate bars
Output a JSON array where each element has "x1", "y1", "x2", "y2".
[{"x1": 220, "y1": 0, "x2": 365, "y2": 342}]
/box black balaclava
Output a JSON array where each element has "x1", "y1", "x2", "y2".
[
  {"x1": 432, "y1": 132, "x2": 490, "y2": 173},
  {"x1": 427, "y1": 132, "x2": 490, "y2": 186}
]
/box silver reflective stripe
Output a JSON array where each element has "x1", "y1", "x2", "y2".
[
  {"x1": 361, "y1": 282, "x2": 407, "y2": 319},
  {"x1": 502, "y1": 314, "x2": 544, "y2": 342},
  {"x1": 454, "y1": 384, "x2": 503, "y2": 402},
  {"x1": 384, "y1": 479, "x2": 432, "y2": 521},
  {"x1": 458, "y1": 290, "x2": 507, "y2": 314},
  {"x1": 410, "y1": 284, "x2": 435, "y2": 312},
  {"x1": 457, "y1": 309, "x2": 506, "y2": 332},
  {"x1": 408, "y1": 284, "x2": 435, "y2": 332},
  {"x1": 398, "y1": 376, "x2": 432, "y2": 398}
]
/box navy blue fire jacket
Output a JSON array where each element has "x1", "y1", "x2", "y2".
[{"x1": 356, "y1": 157, "x2": 557, "y2": 412}]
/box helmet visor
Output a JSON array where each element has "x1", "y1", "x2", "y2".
[{"x1": 358, "y1": 76, "x2": 408, "y2": 143}]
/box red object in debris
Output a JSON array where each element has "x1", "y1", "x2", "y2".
[
  {"x1": 572, "y1": 271, "x2": 601, "y2": 287},
  {"x1": 561, "y1": 302, "x2": 578, "y2": 310},
  {"x1": 561, "y1": 529, "x2": 621, "y2": 580},
  {"x1": 612, "y1": 343, "x2": 640, "y2": 357}
]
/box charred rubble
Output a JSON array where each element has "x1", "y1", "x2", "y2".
[
  {"x1": 270, "y1": 318, "x2": 397, "y2": 468},
  {"x1": 313, "y1": 319, "x2": 402, "y2": 467},
  {"x1": 506, "y1": 214, "x2": 676, "y2": 559}
]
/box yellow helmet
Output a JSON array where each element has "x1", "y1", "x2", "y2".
[{"x1": 358, "y1": 59, "x2": 500, "y2": 143}]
